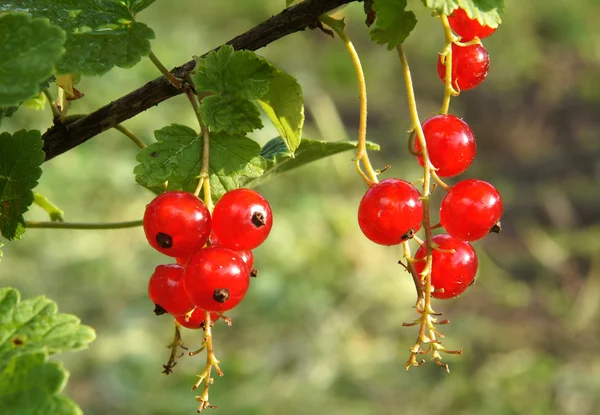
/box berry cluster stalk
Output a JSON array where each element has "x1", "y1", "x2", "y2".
[
  {"x1": 396, "y1": 44, "x2": 460, "y2": 371},
  {"x1": 439, "y1": 15, "x2": 459, "y2": 115}
]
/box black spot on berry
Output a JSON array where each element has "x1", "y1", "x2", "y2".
[
  {"x1": 251, "y1": 211, "x2": 266, "y2": 228},
  {"x1": 154, "y1": 304, "x2": 167, "y2": 316},
  {"x1": 250, "y1": 268, "x2": 259, "y2": 278},
  {"x1": 490, "y1": 221, "x2": 502, "y2": 234},
  {"x1": 156, "y1": 232, "x2": 173, "y2": 248},
  {"x1": 402, "y1": 229, "x2": 415, "y2": 241},
  {"x1": 213, "y1": 288, "x2": 230, "y2": 303}
]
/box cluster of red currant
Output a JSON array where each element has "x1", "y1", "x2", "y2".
[
  {"x1": 358, "y1": 9, "x2": 502, "y2": 300},
  {"x1": 143, "y1": 189, "x2": 273, "y2": 327}
]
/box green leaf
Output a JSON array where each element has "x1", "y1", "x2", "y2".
[
  {"x1": 370, "y1": 0, "x2": 417, "y2": 49},
  {"x1": 2, "y1": 0, "x2": 156, "y2": 76},
  {"x1": 286, "y1": 0, "x2": 295, "y2": 7},
  {"x1": 134, "y1": 124, "x2": 266, "y2": 201},
  {"x1": 0, "y1": 130, "x2": 45, "y2": 240},
  {"x1": 193, "y1": 45, "x2": 274, "y2": 100},
  {"x1": 242, "y1": 137, "x2": 380, "y2": 188},
  {"x1": 23, "y1": 92, "x2": 47, "y2": 112},
  {"x1": 0, "y1": 13, "x2": 65, "y2": 107},
  {"x1": 0, "y1": 287, "x2": 96, "y2": 372},
  {"x1": 0, "y1": 352, "x2": 82, "y2": 415},
  {"x1": 0, "y1": 106, "x2": 19, "y2": 127},
  {"x1": 33, "y1": 192, "x2": 64, "y2": 222},
  {"x1": 421, "y1": 0, "x2": 503, "y2": 27},
  {"x1": 257, "y1": 68, "x2": 304, "y2": 155},
  {"x1": 200, "y1": 95, "x2": 263, "y2": 135}
]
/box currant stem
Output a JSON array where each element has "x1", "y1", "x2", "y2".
[
  {"x1": 193, "y1": 311, "x2": 223, "y2": 412},
  {"x1": 148, "y1": 51, "x2": 182, "y2": 89},
  {"x1": 397, "y1": 44, "x2": 448, "y2": 369},
  {"x1": 42, "y1": 88, "x2": 63, "y2": 121},
  {"x1": 440, "y1": 15, "x2": 459, "y2": 115},
  {"x1": 25, "y1": 220, "x2": 143, "y2": 229},
  {"x1": 163, "y1": 320, "x2": 186, "y2": 375},
  {"x1": 320, "y1": 15, "x2": 378, "y2": 187},
  {"x1": 113, "y1": 124, "x2": 148, "y2": 150}
]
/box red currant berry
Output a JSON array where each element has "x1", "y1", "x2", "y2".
[
  {"x1": 358, "y1": 179, "x2": 423, "y2": 246},
  {"x1": 437, "y1": 43, "x2": 489, "y2": 91},
  {"x1": 413, "y1": 234, "x2": 478, "y2": 299},
  {"x1": 212, "y1": 189, "x2": 273, "y2": 250},
  {"x1": 415, "y1": 115, "x2": 476, "y2": 177},
  {"x1": 440, "y1": 179, "x2": 503, "y2": 241},
  {"x1": 175, "y1": 307, "x2": 221, "y2": 329},
  {"x1": 183, "y1": 247, "x2": 250, "y2": 312},
  {"x1": 448, "y1": 8, "x2": 497, "y2": 41},
  {"x1": 148, "y1": 264, "x2": 195, "y2": 316},
  {"x1": 143, "y1": 191, "x2": 211, "y2": 258},
  {"x1": 209, "y1": 233, "x2": 254, "y2": 269}
]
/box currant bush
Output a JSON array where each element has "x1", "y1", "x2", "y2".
[
  {"x1": 437, "y1": 43, "x2": 490, "y2": 91},
  {"x1": 440, "y1": 179, "x2": 503, "y2": 241},
  {"x1": 415, "y1": 115, "x2": 476, "y2": 177},
  {"x1": 413, "y1": 234, "x2": 479, "y2": 299},
  {"x1": 143, "y1": 191, "x2": 211, "y2": 258}
]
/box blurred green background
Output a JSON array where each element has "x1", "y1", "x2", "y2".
[{"x1": 2, "y1": 0, "x2": 600, "y2": 414}]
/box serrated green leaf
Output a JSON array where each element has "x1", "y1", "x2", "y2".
[
  {"x1": 134, "y1": 124, "x2": 266, "y2": 202},
  {"x1": 421, "y1": 0, "x2": 503, "y2": 28},
  {"x1": 0, "y1": 0, "x2": 156, "y2": 76},
  {"x1": 0, "y1": 106, "x2": 19, "y2": 127},
  {"x1": 0, "y1": 130, "x2": 45, "y2": 240},
  {"x1": 258, "y1": 68, "x2": 304, "y2": 155},
  {"x1": 33, "y1": 192, "x2": 64, "y2": 222},
  {"x1": 0, "y1": 13, "x2": 65, "y2": 107},
  {"x1": 0, "y1": 287, "x2": 96, "y2": 372},
  {"x1": 0, "y1": 352, "x2": 82, "y2": 415},
  {"x1": 243, "y1": 137, "x2": 380, "y2": 188},
  {"x1": 370, "y1": 0, "x2": 417, "y2": 49},
  {"x1": 200, "y1": 95, "x2": 263, "y2": 135},
  {"x1": 193, "y1": 45, "x2": 274, "y2": 100}
]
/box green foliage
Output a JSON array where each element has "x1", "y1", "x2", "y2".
[
  {"x1": 0, "y1": 106, "x2": 19, "y2": 128},
  {"x1": 200, "y1": 95, "x2": 263, "y2": 135},
  {"x1": 0, "y1": 130, "x2": 45, "y2": 240},
  {"x1": 421, "y1": 0, "x2": 504, "y2": 27},
  {"x1": 0, "y1": 287, "x2": 96, "y2": 371},
  {"x1": 33, "y1": 193, "x2": 65, "y2": 222},
  {"x1": 0, "y1": 352, "x2": 82, "y2": 415},
  {"x1": 134, "y1": 124, "x2": 266, "y2": 201},
  {"x1": 0, "y1": 13, "x2": 65, "y2": 107},
  {"x1": 370, "y1": 0, "x2": 418, "y2": 49},
  {"x1": 258, "y1": 68, "x2": 304, "y2": 154},
  {"x1": 1, "y1": 0, "x2": 156, "y2": 75},
  {"x1": 243, "y1": 137, "x2": 380, "y2": 187}
]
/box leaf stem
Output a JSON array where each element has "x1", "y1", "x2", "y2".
[
  {"x1": 320, "y1": 15, "x2": 378, "y2": 187},
  {"x1": 25, "y1": 220, "x2": 143, "y2": 230},
  {"x1": 42, "y1": 88, "x2": 63, "y2": 121},
  {"x1": 397, "y1": 44, "x2": 450, "y2": 369},
  {"x1": 148, "y1": 51, "x2": 183, "y2": 89},
  {"x1": 439, "y1": 15, "x2": 459, "y2": 115},
  {"x1": 113, "y1": 124, "x2": 148, "y2": 149}
]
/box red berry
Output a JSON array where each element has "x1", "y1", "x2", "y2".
[
  {"x1": 358, "y1": 179, "x2": 423, "y2": 246},
  {"x1": 415, "y1": 115, "x2": 476, "y2": 177},
  {"x1": 440, "y1": 179, "x2": 502, "y2": 241},
  {"x1": 148, "y1": 264, "x2": 195, "y2": 316},
  {"x1": 413, "y1": 234, "x2": 478, "y2": 299},
  {"x1": 448, "y1": 8, "x2": 497, "y2": 41},
  {"x1": 143, "y1": 191, "x2": 211, "y2": 258},
  {"x1": 183, "y1": 247, "x2": 250, "y2": 312},
  {"x1": 212, "y1": 189, "x2": 273, "y2": 250},
  {"x1": 175, "y1": 307, "x2": 221, "y2": 329},
  {"x1": 209, "y1": 233, "x2": 254, "y2": 269},
  {"x1": 437, "y1": 43, "x2": 489, "y2": 91}
]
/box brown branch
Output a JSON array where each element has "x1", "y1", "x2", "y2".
[{"x1": 42, "y1": 0, "x2": 360, "y2": 161}]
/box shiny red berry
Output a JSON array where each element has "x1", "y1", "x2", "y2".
[
  {"x1": 148, "y1": 264, "x2": 195, "y2": 316},
  {"x1": 437, "y1": 43, "x2": 489, "y2": 91},
  {"x1": 415, "y1": 115, "x2": 476, "y2": 177},
  {"x1": 175, "y1": 307, "x2": 221, "y2": 329},
  {"x1": 448, "y1": 8, "x2": 497, "y2": 41},
  {"x1": 212, "y1": 189, "x2": 273, "y2": 250},
  {"x1": 209, "y1": 233, "x2": 254, "y2": 269},
  {"x1": 440, "y1": 179, "x2": 503, "y2": 241},
  {"x1": 183, "y1": 247, "x2": 250, "y2": 312},
  {"x1": 413, "y1": 234, "x2": 478, "y2": 299},
  {"x1": 143, "y1": 191, "x2": 211, "y2": 258},
  {"x1": 358, "y1": 179, "x2": 423, "y2": 246}
]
